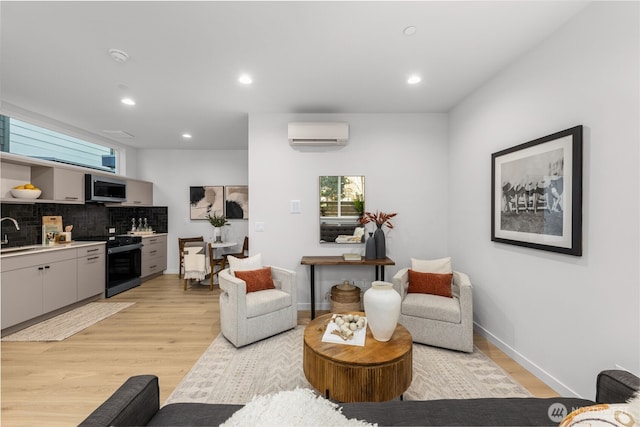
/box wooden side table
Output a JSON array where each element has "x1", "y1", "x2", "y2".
[{"x1": 303, "y1": 312, "x2": 412, "y2": 402}]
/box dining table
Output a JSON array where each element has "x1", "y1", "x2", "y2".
[{"x1": 208, "y1": 241, "x2": 237, "y2": 280}]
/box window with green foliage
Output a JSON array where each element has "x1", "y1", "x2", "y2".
[{"x1": 0, "y1": 115, "x2": 117, "y2": 173}]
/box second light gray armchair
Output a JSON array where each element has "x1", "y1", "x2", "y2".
[{"x1": 392, "y1": 269, "x2": 473, "y2": 352}]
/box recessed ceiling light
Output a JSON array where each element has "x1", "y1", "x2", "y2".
[
  {"x1": 403, "y1": 26, "x2": 417, "y2": 36},
  {"x1": 182, "y1": 133, "x2": 192, "y2": 139},
  {"x1": 121, "y1": 97, "x2": 136, "y2": 106},
  {"x1": 238, "y1": 74, "x2": 253, "y2": 85},
  {"x1": 407, "y1": 75, "x2": 422, "y2": 85}
]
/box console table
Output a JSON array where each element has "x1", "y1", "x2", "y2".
[{"x1": 300, "y1": 256, "x2": 395, "y2": 319}]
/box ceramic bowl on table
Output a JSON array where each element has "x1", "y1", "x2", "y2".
[{"x1": 11, "y1": 188, "x2": 42, "y2": 199}]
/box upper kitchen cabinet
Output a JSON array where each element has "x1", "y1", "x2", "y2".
[
  {"x1": 1, "y1": 153, "x2": 155, "y2": 206},
  {"x1": 123, "y1": 179, "x2": 153, "y2": 206},
  {"x1": 0, "y1": 153, "x2": 84, "y2": 204},
  {"x1": 31, "y1": 167, "x2": 84, "y2": 203}
]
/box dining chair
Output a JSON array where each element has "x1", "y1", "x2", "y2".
[
  {"x1": 225, "y1": 236, "x2": 249, "y2": 260},
  {"x1": 178, "y1": 236, "x2": 204, "y2": 279}
]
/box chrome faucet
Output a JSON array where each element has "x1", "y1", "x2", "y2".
[{"x1": 1, "y1": 217, "x2": 20, "y2": 245}]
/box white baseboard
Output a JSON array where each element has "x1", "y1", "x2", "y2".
[
  {"x1": 474, "y1": 322, "x2": 583, "y2": 398},
  {"x1": 297, "y1": 302, "x2": 332, "y2": 311}
]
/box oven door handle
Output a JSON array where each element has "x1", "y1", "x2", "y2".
[{"x1": 108, "y1": 244, "x2": 142, "y2": 255}]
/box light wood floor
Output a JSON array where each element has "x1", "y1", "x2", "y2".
[{"x1": 1, "y1": 274, "x2": 558, "y2": 426}]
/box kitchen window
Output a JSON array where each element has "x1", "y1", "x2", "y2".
[{"x1": 0, "y1": 115, "x2": 118, "y2": 173}]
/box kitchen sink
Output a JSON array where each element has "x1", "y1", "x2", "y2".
[{"x1": 0, "y1": 245, "x2": 44, "y2": 255}]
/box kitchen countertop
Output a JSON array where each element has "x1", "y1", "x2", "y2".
[{"x1": 0, "y1": 241, "x2": 105, "y2": 258}]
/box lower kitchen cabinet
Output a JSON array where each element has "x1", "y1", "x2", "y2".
[
  {"x1": 1, "y1": 266, "x2": 45, "y2": 328},
  {"x1": 77, "y1": 245, "x2": 106, "y2": 300},
  {"x1": 141, "y1": 234, "x2": 167, "y2": 280},
  {"x1": 42, "y1": 258, "x2": 78, "y2": 313},
  {"x1": 1, "y1": 243, "x2": 105, "y2": 330}
]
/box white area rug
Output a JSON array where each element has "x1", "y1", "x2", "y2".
[
  {"x1": 2, "y1": 302, "x2": 134, "y2": 342},
  {"x1": 166, "y1": 326, "x2": 531, "y2": 405}
]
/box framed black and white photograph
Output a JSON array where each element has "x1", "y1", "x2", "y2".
[
  {"x1": 225, "y1": 186, "x2": 249, "y2": 219},
  {"x1": 190, "y1": 186, "x2": 224, "y2": 220},
  {"x1": 491, "y1": 126, "x2": 583, "y2": 256}
]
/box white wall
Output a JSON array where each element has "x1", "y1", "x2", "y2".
[
  {"x1": 248, "y1": 113, "x2": 448, "y2": 310},
  {"x1": 137, "y1": 149, "x2": 249, "y2": 273},
  {"x1": 449, "y1": 2, "x2": 639, "y2": 399}
]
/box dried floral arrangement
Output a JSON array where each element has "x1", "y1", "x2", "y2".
[{"x1": 359, "y1": 210, "x2": 398, "y2": 228}]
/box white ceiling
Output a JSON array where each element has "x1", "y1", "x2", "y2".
[{"x1": 1, "y1": 1, "x2": 588, "y2": 150}]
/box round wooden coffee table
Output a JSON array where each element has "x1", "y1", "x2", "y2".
[{"x1": 303, "y1": 312, "x2": 412, "y2": 402}]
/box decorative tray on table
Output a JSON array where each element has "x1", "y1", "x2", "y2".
[{"x1": 321, "y1": 314, "x2": 367, "y2": 347}]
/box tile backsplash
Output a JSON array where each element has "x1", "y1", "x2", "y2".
[{"x1": 0, "y1": 203, "x2": 168, "y2": 247}]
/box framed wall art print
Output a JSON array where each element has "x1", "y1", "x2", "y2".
[
  {"x1": 225, "y1": 186, "x2": 249, "y2": 219},
  {"x1": 190, "y1": 186, "x2": 224, "y2": 220},
  {"x1": 491, "y1": 125, "x2": 583, "y2": 256}
]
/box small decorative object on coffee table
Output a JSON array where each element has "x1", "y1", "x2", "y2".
[
  {"x1": 303, "y1": 311, "x2": 412, "y2": 402},
  {"x1": 363, "y1": 281, "x2": 401, "y2": 342},
  {"x1": 325, "y1": 313, "x2": 366, "y2": 342}
]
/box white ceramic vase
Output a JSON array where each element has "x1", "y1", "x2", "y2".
[
  {"x1": 363, "y1": 281, "x2": 401, "y2": 342},
  {"x1": 213, "y1": 227, "x2": 223, "y2": 243}
]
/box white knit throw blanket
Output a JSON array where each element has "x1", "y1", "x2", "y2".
[
  {"x1": 221, "y1": 388, "x2": 375, "y2": 427},
  {"x1": 183, "y1": 246, "x2": 209, "y2": 281}
]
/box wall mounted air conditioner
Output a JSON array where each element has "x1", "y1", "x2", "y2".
[{"x1": 288, "y1": 122, "x2": 349, "y2": 146}]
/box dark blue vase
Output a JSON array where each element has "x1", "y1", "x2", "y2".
[
  {"x1": 374, "y1": 224, "x2": 386, "y2": 259},
  {"x1": 365, "y1": 232, "x2": 376, "y2": 260}
]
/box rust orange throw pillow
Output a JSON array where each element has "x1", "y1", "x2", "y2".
[
  {"x1": 234, "y1": 266, "x2": 275, "y2": 293},
  {"x1": 407, "y1": 269, "x2": 453, "y2": 298}
]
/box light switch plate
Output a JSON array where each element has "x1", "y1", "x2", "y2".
[
  {"x1": 255, "y1": 221, "x2": 265, "y2": 232},
  {"x1": 290, "y1": 200, "x2": 301, "y2": 213}
]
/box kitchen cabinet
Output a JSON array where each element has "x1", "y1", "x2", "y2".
[
  {"x1": 0, "y1": 243, "x2": 105, "y2": 330},
  {"x1": 31, "y1": 167, "x2": 84, "y2": 203},
  {"x1": 77, "y1": 245, "x2": 106, "y2": 300},
  {"x1": 1, "y1": 153, "x2": 85, "y2": 204},
  {"x1": 1, "y1": 249, "x2": 77, "y2": 328},
  {"x1": 1, "y1": 266, "x2": 44, "y2": 328},
  {"x1": 42, "y1": 258, "x2": 78, "y2": 312},
  {"x1": 141, "y1": 234, "x2": 167, "y2": 279},
  {"x1": 123, "y1": 179, "x2": 153, "y2": 206},
  {"x1": 1, "y1": 153, "x2": 156, "y2": 207}
]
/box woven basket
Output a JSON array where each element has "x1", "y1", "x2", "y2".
[{"x1": 330, "y1": 283, "x2": 362, "y2": 313}]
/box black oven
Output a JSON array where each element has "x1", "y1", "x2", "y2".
[
  {"x1": 76, "y1": 234, "x2": 142, "y2": 297},
  {"x1": 106, "y1": 240, "x2": 142, "y2": 297}
]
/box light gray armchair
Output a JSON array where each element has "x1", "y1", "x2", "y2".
[
  {"x1": 392, "y1": 269, "x2": 473, "y2": 352},
  {"x1": 219, "y1": 266, "x2": 297, "y2": 347}
]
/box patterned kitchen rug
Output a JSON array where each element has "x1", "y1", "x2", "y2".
[
  {"x1": 1, "y1": 302, "x2": 134, "y2": 342},
  {"x1": 165, "y1": 326, "x2": 531, "y2": 405}
]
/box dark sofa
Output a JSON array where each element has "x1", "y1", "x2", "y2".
[
  {"x1": 320, "y1": 223, "x2": 360, "y2": 242},
  {"x1": 80, "y1": 370, "x2": 638, "y2": 426}
]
